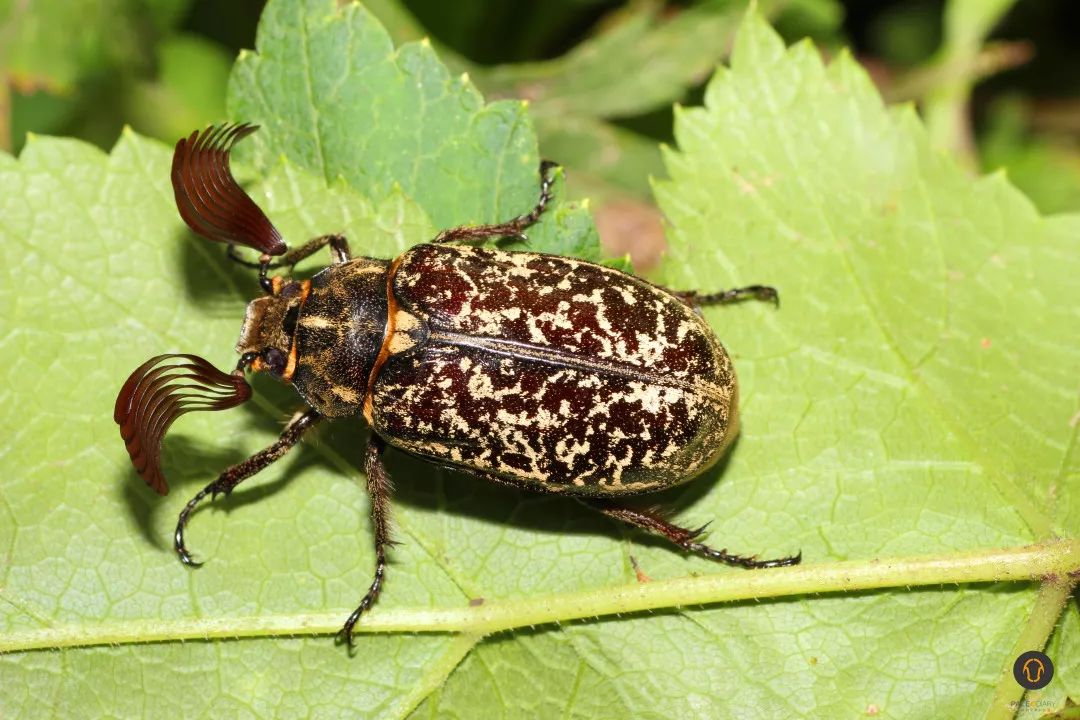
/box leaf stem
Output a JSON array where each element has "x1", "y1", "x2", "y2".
[
  {"x1": 985, "y1": 575, "x2": 1077, "y2": 720},
  {"x1": 387, "y1": 634, "x2": 481, "y2": 718},
  {"x1": 2, "y1": 539, "x2": 1077, "y2": 654}
]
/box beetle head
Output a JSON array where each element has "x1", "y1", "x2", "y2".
[
  {"x1": 235, "y1": 277, "x2": 308, "y2": 381},
  {"x1": 115, "y1": 123, "x2": 290, "y2": 494}
]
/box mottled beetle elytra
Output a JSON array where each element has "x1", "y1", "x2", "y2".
[{"x1": 114, "y1": 123, "x2": 801, "y2": 646}]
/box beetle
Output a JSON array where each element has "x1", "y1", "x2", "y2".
[{"x1": 114, "y1": 123, "x2": 800, "y2": 645}]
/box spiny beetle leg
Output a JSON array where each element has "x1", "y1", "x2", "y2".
[
  {"x1": 174, "y1": 409, "x2": 322, "y2": 567},
  {"x1": 272, "y1": 233, "x2": 352, "y2": 268},
  {"x1": 338, "y1": 434, "x2": 396, "y2": 649},
  {"x1": 581, "y1": 500, "x2": 801, "y2": 570},
  {"x1": 228, "y1": 234, "x2": 353, "y2": 270},
  {"x1": 670, "y1": 285, "x2": 780, "y2": 310},
  {"x1": 432, "y1": 160, "x2": 558, "y2": 245},
  {"x1": 228, "y1": 234, "x2": 352, "y2": 293}
]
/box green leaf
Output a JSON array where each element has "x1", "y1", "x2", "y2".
[
  {"x1": 0, "y1": 0, "x2": 192, "y2": 152},
  {"x1": 227, "y1": 0, "x2": 548, "y2": 232},
  {"x1": 533, "y1": 113, "x2": 666, "y2": 202},
  {"x1": 453, "y1": 0, "x2": 755, "y2": 204},
  {"x1": 656, "y1": 13, "x2": 1080, "y2": 715},
  {"x1": 922, "y1": 0, "x2": 1020, "y2": 162},
  {"x1": 771, "y1": 0, "x2": 846, "y2": 44},
  {"x1": 2, "y1": 5, "x2": 1078, "y2": 720},
  {"x1": 1, "y1": 0, "x2": 160, "y2": 92},
  {"x1": 980, "y1": 97, "x2": 1080, "y2": 215},
  {"x1": 359, "y1": 0, "x2": 757, "y2": 205},
  {"x1": 0, "y1": 0, "x2": 191, "y2": 97},
  {"x1": 476, "y1": 0, "x2": 749, "y2": 120},
  {"x1": 124, "y1": 34, "x2": 233, "y2": 143}
]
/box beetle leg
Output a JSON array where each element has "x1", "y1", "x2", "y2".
[
  {"x1": 228, "y1": 234, "x2": 352, "y2": 269},
  {"x1": 668, "y1": 285, "x2": 780, "y2": 310},
  {"x1": 273, "y1": 233, "x2": 353, "y2": 267},
  {"x1": 432, "y1": 160, "x2": 558, "y2": 245},
  {"x1": 174, "y1": 409, "x2": 322, "y2": 566},
  {"x1": 228, "y1": 234, "x2": 352, "y2": 293},
  {"x1": 580, "y1": 499, "x2": 801, "y2": 570},
  {"x1": 338, "y1": 434, "x2": 396, "y2": 648}
]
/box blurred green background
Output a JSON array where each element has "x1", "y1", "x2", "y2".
[{"x1": 3, "y1": 0, "x2": 1078, "y2": 267}]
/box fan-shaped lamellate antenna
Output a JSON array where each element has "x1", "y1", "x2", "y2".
[
  {"x1": 171, "y1": 123, "x2": 286, "y2": 256},
  {"x1": 114, "y1": 354, "x2": 252, "y2": 495}
]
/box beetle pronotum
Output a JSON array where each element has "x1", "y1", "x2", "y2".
[{"x1": 114, "y1": 124, "x2": 800, "y2": 645}]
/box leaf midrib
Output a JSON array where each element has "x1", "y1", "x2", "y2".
[{"x1": 4, "y1": 539, "x2": 1077, "y2": 654}]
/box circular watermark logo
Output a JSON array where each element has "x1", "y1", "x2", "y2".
[{"x1": 1013, "y1": 651, "x2": 1054, "y2": 690}]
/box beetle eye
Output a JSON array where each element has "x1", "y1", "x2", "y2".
[{"x1": 263, "y1": 348, "x2": 286, "y2": 375}]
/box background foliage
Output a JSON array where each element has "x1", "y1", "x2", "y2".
[
  {"x1": 1, "y1": 1, "x2": 1078, "y2": 719},
  {"x1": 4, "y1": 0, "x2": 1080, "y2": 265}
]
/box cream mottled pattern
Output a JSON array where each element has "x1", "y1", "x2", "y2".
[{"x1": 368, "y1": 244, "x2": 738, "y2": 496}]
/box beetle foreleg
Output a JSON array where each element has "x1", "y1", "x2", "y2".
[
  {"x1": 228, "y1": 234, "x2": 352, "y2": 293},
  {"x1": 228, "y1": 234, "x2": 352, "y2": 269},
  {"x1": 581, "y1": 500, "x2": 801, "y2": 570},
  {"x1": 173, "y1": 408, "x2": 322, "y2": 566},
  {"x1": 273, "y1": 233, "x2": 352, "y2": 268},
  {"x1": 432, "y1": 160, "x2": 558, "y2": 245},
  {"x1": 338, "y1": 434, "x2": 396, "y2": 648}
]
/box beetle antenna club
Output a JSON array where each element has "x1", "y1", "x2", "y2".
[{"x1": 115, "y1": 123, "x2": 800, "y2": 648}]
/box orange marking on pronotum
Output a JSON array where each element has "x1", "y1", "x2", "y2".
[
  {"x1": 281, "y1": 280, "x2": 311, "y2": 382},
  {"x1": 363, "y1": 253, "x2": 405, "y2": 423}
]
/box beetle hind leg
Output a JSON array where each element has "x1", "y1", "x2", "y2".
[
  {"x1": 581, "y1": 499, "x2": 801, "y2": 570},
  {"x1": 338, "y1": 434, "x2": 396, "y2": 648},
  {"x1": 668, "y1": 285, "x2": 780, "y2": 309},
  {"x1": 174, "y1": 409, "x2": 321, "y2": 566},
  {"x1": 432, "y1": 160, "x2": 558, "y2": 245}
]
